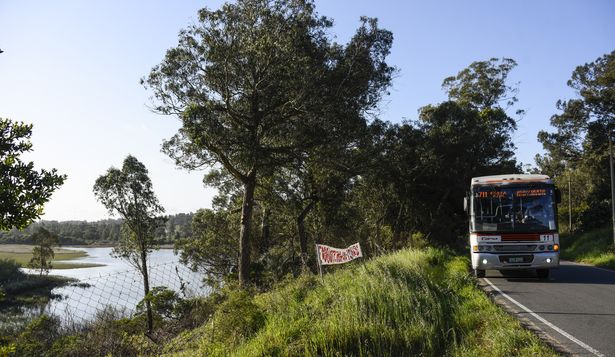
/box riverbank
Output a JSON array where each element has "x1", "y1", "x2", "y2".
[
  {"x1": 0, "y1": 258, "x2": 76, "y2": 339},
  {"x1": 0, "y1": 244, "x2": 103, "y2": 269}
]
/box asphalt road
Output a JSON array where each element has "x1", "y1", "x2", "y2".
[{"x1": 482, "y1": 261, "x2": 615, "y2": 357}]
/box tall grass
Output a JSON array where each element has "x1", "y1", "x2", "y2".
[
  {"x1": 560, "y1": 225, "x2": 615, "y2": 269},
  {"x1": 164, "y1": 248, "x2": 555, "y2": 356}
]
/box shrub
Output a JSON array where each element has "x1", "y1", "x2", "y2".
[
  {"x1": 0, "y1": 259, "x2": 22, "y2": 283},
  {"x1": 14, "y1": 316, "x2": 62, "y2": 356},
  {"x1": 211, "y1": 288, "x2": 265, "y2": 347}
]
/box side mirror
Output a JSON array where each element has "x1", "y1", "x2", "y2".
[
  {"x1": 555, "y1": 188, "x2": 562, "y2": 204},
  {"x1": 463, "y1": 196, "x2": 469, "y2": 213}
]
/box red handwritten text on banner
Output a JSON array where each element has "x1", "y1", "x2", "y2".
[{"x1": 316, "y1": 243, "x2": 363, "y2": 265}]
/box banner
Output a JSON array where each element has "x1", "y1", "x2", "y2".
[{"x1": 316, "y1": 242, "x2": 362, "y2": 265}]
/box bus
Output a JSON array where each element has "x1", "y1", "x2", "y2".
[{"x1": 465, "y1": 174, "x2": 562, "y2": 279}]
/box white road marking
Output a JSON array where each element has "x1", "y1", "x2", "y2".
[{"x1": 484, "y1": 278, "x2": 604, "y2": 357}]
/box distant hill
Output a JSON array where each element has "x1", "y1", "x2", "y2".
[{"x1": 0, "y1": 213, "x2": 194, "y2": 245}]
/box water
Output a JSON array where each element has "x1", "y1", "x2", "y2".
[{"x1": 40, "y1": 247, "x2": 209, "y2": 325}]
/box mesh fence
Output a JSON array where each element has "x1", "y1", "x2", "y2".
[{"x1": 47, "y1": 261, "x2": 209, "y2": 327}]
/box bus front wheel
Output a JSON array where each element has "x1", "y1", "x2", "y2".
[{"x1": 474, "y1": 269, "x2": 485, "y2": 278}]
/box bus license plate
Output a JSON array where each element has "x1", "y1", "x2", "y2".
[{"x1": 508, "y1": 257, "x2": 524, "y2": 263}]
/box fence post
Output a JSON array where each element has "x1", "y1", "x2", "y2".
[{"x1": 315, "y1": 244, "x2": 323, "y2": 281}]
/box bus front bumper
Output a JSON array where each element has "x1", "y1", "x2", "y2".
[{"x1": 471, "y1": 252, "x2": 560, "y2": 270}]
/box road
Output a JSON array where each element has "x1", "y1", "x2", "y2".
[{"x1": 481, "y1": 261, "x2": 615, "y2": 357}]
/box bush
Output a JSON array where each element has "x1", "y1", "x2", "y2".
[
  {"x1": 14, "y1": 316, "x2": 62, "y2": 356},
  {"x1": 0, "y1": 259, "x2": 22, "y2": 283},
  {"x1": 211, "y1": 288, "x2": 265, "y2": 346},
  {"x1": 138, "y1": 286, "x2": 184, "y2": 320}
]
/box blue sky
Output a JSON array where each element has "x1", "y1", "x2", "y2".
[{"x1": 0, "y1": 1, "x2": 613, "y2": 221}]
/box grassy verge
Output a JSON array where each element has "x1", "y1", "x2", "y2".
[
  {"x1": 0, "y1": 244, "x2": 103, "y2": 269},
  {"x1": 163, "y1": 248, "x2": 556, "y2": 356},
  {"x1": 560, "y1": 226, "x2": 615, "y2": 269}
]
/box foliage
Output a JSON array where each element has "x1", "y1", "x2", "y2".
[
  {"x1": 560, "y1": 225, "x2": 615, "y2": 269},
  {"x1": 137, "y1": 286, "x2": 190, "y2": 321},
  {"x1": 93, "y1": 155, "x2": 166, "y2": 332},
  {"x1": 209, "y1": 288, "x2": 265, "y2": 348},
  {"x1": 165, "y1": 248, "x2": 555, "y2": 356},
  {"x1": 536, "y1": 50, "x2": 615, "y2": 231},
  {"x1": 144, "y1": 0, "x2": 394, "y2": 285},
  {"x1": 442, "y1": 57, "x2": 521, "y2": 110},
  {"x1": 175, "y1": 208, "x2": 238, "y2": 285},
  {"x1": 13, "y1": 315, "x2": 62, "y2": 357},
  {"x1": 26, "y1": 227, "x2": 59, "y2": 275},
  {"x1": 0, "y1": 118, "x2": 66, "y2": 230},
  {"x1": 0, "y1": 258, "x2": 22, "y2": 284}
]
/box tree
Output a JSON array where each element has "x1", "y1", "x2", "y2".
[
  {"x1": 418, "y1": 59, "x2": 521, "y2": 244},
  {"x1": 442, "y1": 57, "x2": 521, "y2": 111},
  {"x1": 175, "y1": 208, "x2": 239, "y2": 286},
  {"x1": 536, "y1": 50, "x2": 615, "y2": 232},
  {"x1": 27, "y1": 227, "x2": 59, "y2": 276},
  {"x1": 0, "y1": 118, "x2": 66, "y2": 230},
  {"x1": 93, "y1": 155, "x2": 166, "y2": 333},
  {"x1": 144, "y1": 0, "x2": 393, "y2": 286}
]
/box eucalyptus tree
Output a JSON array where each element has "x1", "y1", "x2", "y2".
[
  {"x1": 537, "y1": 50, "x2": 615, "y2": 232},
  {"x1": 413, "y1": 58, "x2": 521, "y2": 244},
  {"x1": 0, "y1": 118, "x2": 65, "y2": 230},
  {"x1": 144, "y1": 0, "x2": 394, "y2": 285},
  {"x1": 93, "y1": 155, "x2": 165, "y2": 333},
  {"x1": 27, "y1": 227, "x2": 59, "y2": 276}
]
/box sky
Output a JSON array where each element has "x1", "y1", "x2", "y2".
[{"x1": 0, "y1": 1, "x2": 613, "y2": 222}]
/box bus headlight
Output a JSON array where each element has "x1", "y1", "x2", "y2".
[{"x1": 546, "y1": 258, "x2": 552, "y2": 263}]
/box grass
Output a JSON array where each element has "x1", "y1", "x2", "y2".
[
  {"x1": 0, "y1": 244, "x2": 103, "y2": 269},
  {"x1": 162, "y1": 248, "x2": 556, "y2": 356},
  {"x1": 560, "y1": 225, "x2": 615, "y2": 269}
]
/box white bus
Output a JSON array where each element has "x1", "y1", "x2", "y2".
[{"x1": 465, "y1": 174, "x2": 561, "y2": 279}]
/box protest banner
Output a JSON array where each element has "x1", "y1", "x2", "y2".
[{"x1": 315, "y1": 242, "x2": 363, "y2": 279}]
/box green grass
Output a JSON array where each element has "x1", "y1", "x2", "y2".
[
  {"x1": 162, "y1": 248, "x2": 556, "y2": 356},
  {"x1": 0, "y1": 244, "x2": 103, "y2": 269},
  {"x1": 560, "y1": 226, "x2": 615, "y2": 269}
]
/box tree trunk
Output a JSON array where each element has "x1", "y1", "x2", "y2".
[
  {"x1": 297, "y1": 200, "x2": 316, "y2": 272},
  {"x1": 238, "y1": 175, "x2": 256, "y2": 287},
  {"x1": 140, "y1": 248, "x2": 153, "y2": 333},
  {"x1": 260, "y1": 206, "x2": 270, "y2": 255},
  {"x1": 392, "y1": 203, "x2": 405, "y2": 249}
]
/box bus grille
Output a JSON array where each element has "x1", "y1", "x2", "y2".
[{"x1": 493, "y1": 245, "x2": 536, "y2": 252}]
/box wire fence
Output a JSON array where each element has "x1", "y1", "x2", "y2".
[{"x1": 47, "y1": 261, "x2": 210, "y2": 327}]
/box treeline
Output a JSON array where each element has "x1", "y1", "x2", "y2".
[
  {"x1": 535, "y1": 50, "x2": 614, "y2": 233},
  {"x1": 0, "y1": 213, "x2": 193, "y2": 245}
]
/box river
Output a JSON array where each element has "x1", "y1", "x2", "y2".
[{"x1": 43, "y1": 247, "x2": 209, "y2": 325}]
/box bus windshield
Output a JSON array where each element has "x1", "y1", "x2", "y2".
[{"x1": 471, "y1": 185, "x2": 557, "y2": 233}]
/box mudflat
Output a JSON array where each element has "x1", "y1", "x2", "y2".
[{"x1": 0, "y1": 244, "x2": 102, "y2": 269}]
